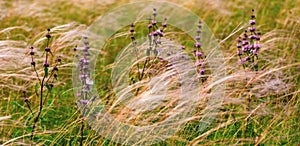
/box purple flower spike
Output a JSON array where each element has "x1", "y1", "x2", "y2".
[
  {"x1": 194, "y1": 42, "x2": 201, "y2": 48},
  {"x1": 195, "y1": 51, "x2": 202, "y2": 57}
]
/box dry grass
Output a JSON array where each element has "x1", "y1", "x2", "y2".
[{"x1": 0, "y1": 0, "x2": 299, "y2": 145}]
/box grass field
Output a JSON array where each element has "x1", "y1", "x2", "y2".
[{"x1": 0, "y1": 0, "x2": 299, "y2": 145}]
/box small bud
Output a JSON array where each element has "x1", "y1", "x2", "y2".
[
  {"x1": 24, "y1": 98, "x2": 29, "y2": 102},
  {"x1": 46, "y1": 34, "x2": 51, "y2": 39},
  {"x1": 57, "y1": 57, "x2": 62, "y2": 62},
  {"x1": 130, "y1": 28, "x2": 134, "y2": 33},
  {"x1": 194, "y1": 42, "x2": 201, "y2": 48},
  {"x1": 152, "y1": 20, "x2": 157, "y2": 25},
  {"x1": 130, "y1": 35, "x2": 135, "y2": 40},
  {"x1": 22, "y1": 90, "x2": 26, "y2": 94},
  {"x1": 53, "y1": 66, "x2": 58, "y2": 71},
  {"x1": 148, "y1": 24, "x2": 153, "y2": 29},
  {"x1": 200, "y1": 69, "x2": 205, "y2": 75},
  {"x1": 49, "y1": 83, "x2": 54, "y2": 88},
  {"x1": 162, "y1": 22, "x2": 167, "y2": 28},
  {"x1": 54, "y1": 73, "x2": 58, "y2": 78},
  {"x1": 30, "y1": 51, "x2": 34, "y2": 55},
  {"x1": 44, "y1": 62, "x2": 49, "y2": 67},
  {"x1": 45, "y1": 47, "x2": 51, "y2": 52},
  {"x1": 31, "y1": 61, "x2": 36, "y2": 66},
  {"x1": 195, "y1": 51, "x2": 202, "y2": 57}
]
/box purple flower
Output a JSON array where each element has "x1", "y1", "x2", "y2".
[
  {"x1": 242, "y1": 40, "x2": 249, "y2": 46},
  {"x1": 24, "y1": 98, "x2": 29, "y2": 102},
  {"x1": 237, "y1": 50, "x2": 242, "y2": 56},
  {"x1": 237, "y1": 44, "x2": 242, "y2": 48},
  {"x1": 76, "y1": 93, "x2": 81, "y2": 97},
  {"x1": 252, "y1": 49, "x2": 258, "y2": 55},
  {"x1": 195, "y1": 51, "x2": 202, "y2": 57},
  {"x1": 44, "y1": 62, "x2": 49, "y2": 67},
  {"x1": 255, "y1": 36, "x2": 260, "y2": 41},
  {"x1": 194, "y1": 42, "x2": 201, "y2": 48},
  {"x1": 248, "y1": 35, "x2": 256, "y2": 39},
  {"x1": 162, "y1": 22, "x2": 167, "y2": 28},
  {"x1": 249, "y1": 19, "x2": 256, "y2": 25},
  {"x1": 148, "y1": 24, "x2": 153, "y2": 29},
  {"x1": 200, "y1": 69, "x2": 205, "y2": 75},
  {"x1": 181, "y1": 46, "x2": 185, "y2": 50},
  {"x1": 248, "y1": 27, "x2": 256, "y2": 32},
  {"x1": 195, "y1": 36, "x2": 200, "y2": 41},
  {"x1": 152, "y1": 20, "x2": 157, "y2": 25},
  {"x1": 254, "y1": 43, "x2": 260, "y2": 49}
]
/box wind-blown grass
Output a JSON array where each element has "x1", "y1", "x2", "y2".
[{"x1": 0, "y1": 0, "x2": 299, "y2": 145}]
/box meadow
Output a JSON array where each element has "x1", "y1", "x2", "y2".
[{"x1": 0, "y1": 0, "x2": 299, "y2": 145}]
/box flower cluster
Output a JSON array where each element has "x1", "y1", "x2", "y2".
[
  {"x1": 146, "y1": 8, "x2": 167, "y2": 56},
  {"x1": 237, "y1": 9, "x2": 261, "y2": 71}
]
